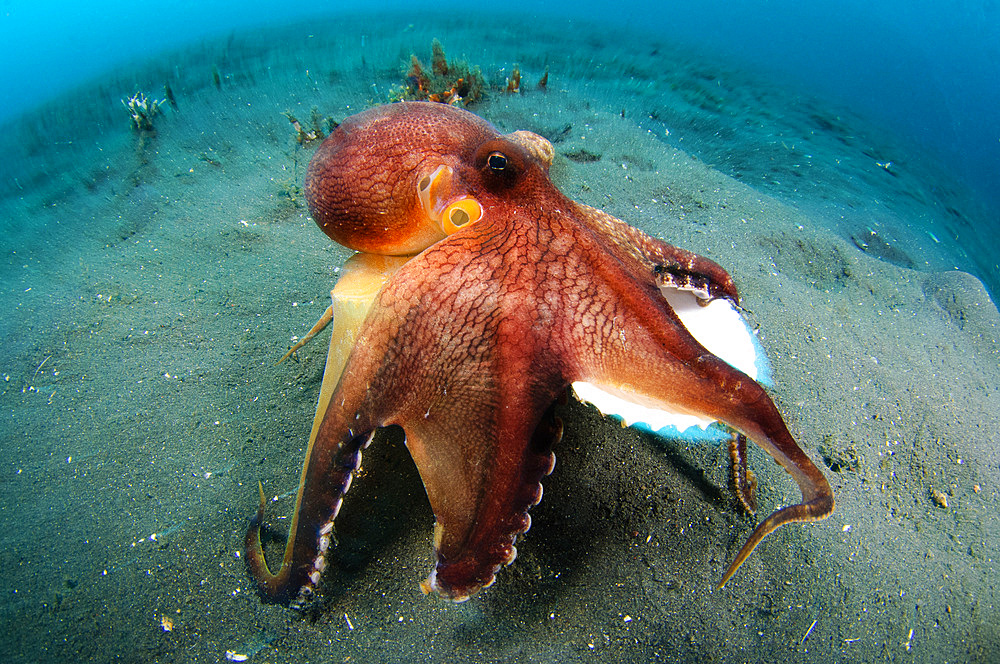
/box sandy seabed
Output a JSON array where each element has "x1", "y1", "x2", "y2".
[{"x1": 0, "y1": 12, "x2": 998, "y2": 663}]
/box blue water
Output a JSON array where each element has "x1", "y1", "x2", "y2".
[{"x1": 3, "y1": 0, "x2": 998, "y2": 215}]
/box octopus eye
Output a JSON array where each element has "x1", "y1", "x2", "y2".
[
  {"x1": 474, "y1": 141, "x2": 522, "y2": 188},
  {"x1": 487, "y1": 152, "x2": 508, "y2": 172}
]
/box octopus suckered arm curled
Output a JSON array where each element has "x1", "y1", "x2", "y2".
[{"x1": 245, "y1": 101, "x2": 834, "y2": 604}]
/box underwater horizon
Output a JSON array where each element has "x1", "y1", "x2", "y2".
[
  {"x1": 3, "y1": 0, "x2": 999, "y2": 210},
  {"x1": 3, "y1": 0, "x2": 998, "y2": 290}
]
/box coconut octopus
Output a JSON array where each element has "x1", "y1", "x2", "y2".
[{"x1": 245, "y1": 101, "x2": 834, "y2": 604}]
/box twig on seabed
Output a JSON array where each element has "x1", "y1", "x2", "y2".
[
  {"x1": 801, "y1": 619, "x2": 818, "y2": 644},
  {"x1": 24, "y1": 355, "x2": 51, "y2": 392},
  {"x1": 32, "y1": 355, "x2": 50, "y2": 379}
]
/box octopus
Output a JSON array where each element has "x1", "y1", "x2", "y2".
[{"x1": 245, "y1": 101, "x2": 834, "y2": 604}]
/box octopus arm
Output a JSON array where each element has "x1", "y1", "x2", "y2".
[
  {"x1": 244, "y1": 306, "x2": 400, "y2": 604},
  {"x1": 573, "y1": 202, "x2": 739, "y2": 303},
  {"x1": 404, "y1": 377, "x2": 561, "y2": 602},
  {"x1": 388, "y1": 265, "x2": 563, "y2": 601},
  {"x1": 244, "y1": 423, "x2": 375, "y2": 604},
  {"x1": 570, "y1": 255, "x2": 833, "y2": 586}
]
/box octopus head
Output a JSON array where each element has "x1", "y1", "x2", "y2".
[{"x1": 304, "y1": 101, "x2": 554, "y2": 255}]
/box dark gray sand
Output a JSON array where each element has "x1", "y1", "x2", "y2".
[{"x1": 1, "y1": 13, "x2": 998, "y2": 663}]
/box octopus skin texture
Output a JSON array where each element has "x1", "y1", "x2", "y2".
[{"x1": 245, "y1": 101, "x2": 834, "y2": 604}]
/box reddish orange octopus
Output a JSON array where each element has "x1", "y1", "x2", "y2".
[{"x1": 245, "y1": 101, "x2": 834, "y2": 604}]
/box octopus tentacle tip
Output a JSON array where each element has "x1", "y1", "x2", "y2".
[
  {"x1": 718, "y1": 489, "x2": 835, "y2": 588},
  {"x1": 248, "y1": 100, "x2": 834, "y2": 605}
]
